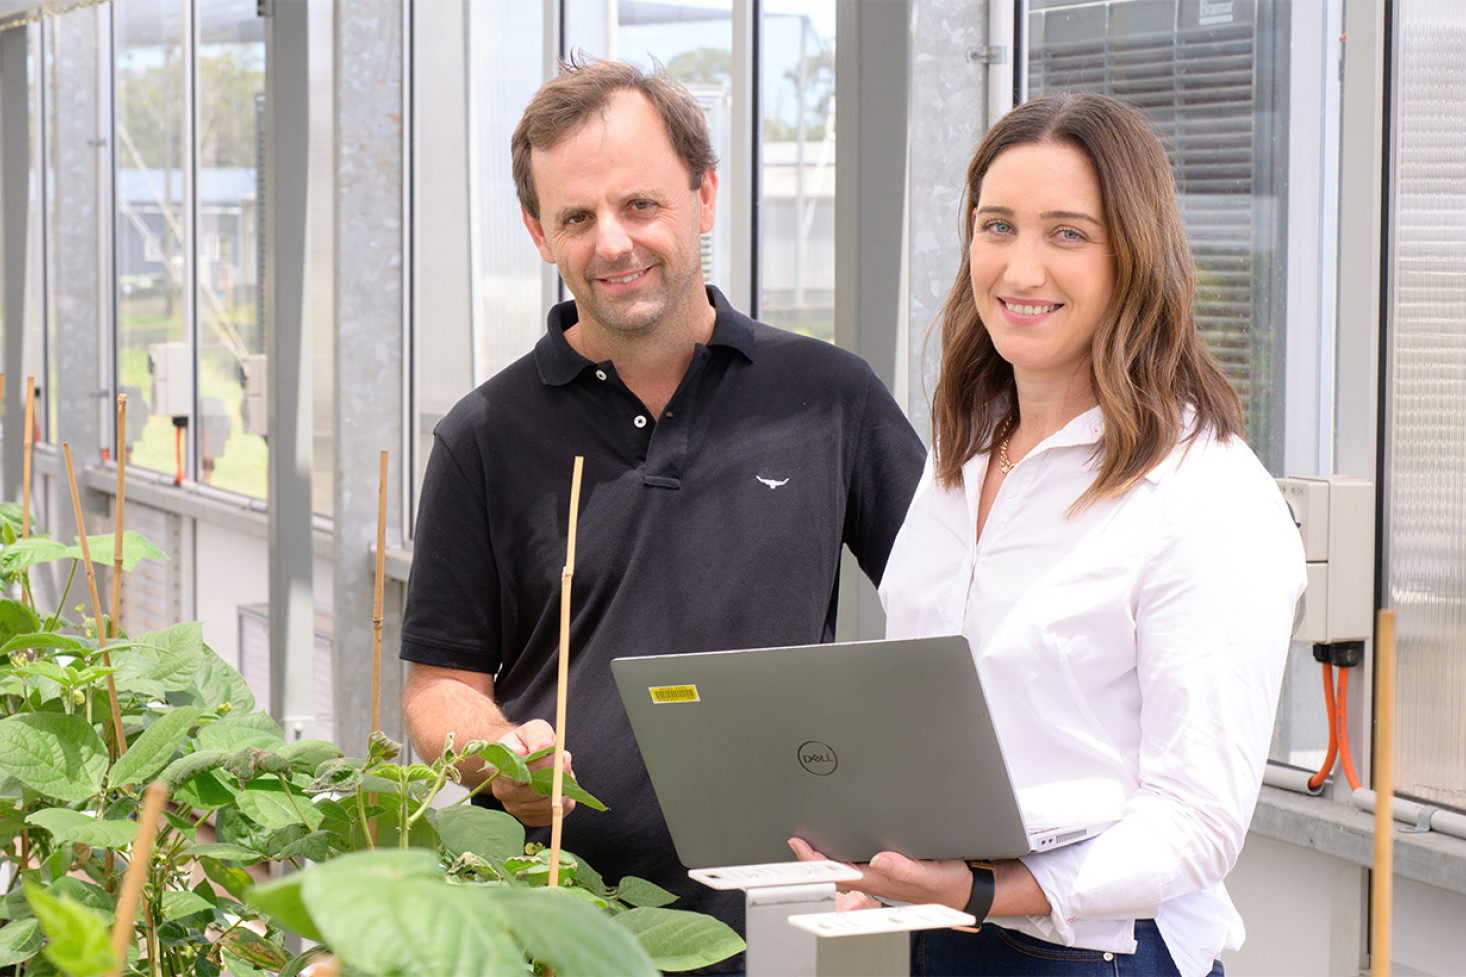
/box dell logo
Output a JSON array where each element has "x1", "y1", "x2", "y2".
[{"x1": 798, "y1": 740, "x2": 838, "y2": 776}]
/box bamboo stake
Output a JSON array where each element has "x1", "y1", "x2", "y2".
[
  {"x1": 22, "y1": 376, "x2": 34, "y2": 537},
  {"x1": 107, "y1": 782, "x2": 167, "y2": 977},
  {"x1": 1372, "y1": 608, "x2": 1396, "y2": 977},
  {"x1": 63, "y1": 442, "x2": 127, "y2": 757},
  {"x1": 109, "y1": 395, "x2": 128, "y2": 640},
  {"x1": 548, "y1": 456, "x2": 584, "y2": 888},
  {"x1": 371, "y1": 450, "x2": 387, "y2": 737}
]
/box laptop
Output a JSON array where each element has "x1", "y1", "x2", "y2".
[{"x1": 611, "y1": 634, "x2": 1115, "y2": 868}]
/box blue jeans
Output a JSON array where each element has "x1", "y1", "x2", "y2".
[{"x1": 912, "y1": 920, "x2": 1224, "y2": 977}]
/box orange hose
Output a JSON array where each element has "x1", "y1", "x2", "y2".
[
  {"x1": 174, "y1": 425, "x2": 184, "y2": 486},
  {"x1": 1335, "y1": 666, "x2": 1362, "y2": 791},
  {"x1": 1308, "y1": 662, "x2": 1339, "y2": 791}
]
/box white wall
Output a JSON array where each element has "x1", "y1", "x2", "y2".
[{"x1": 1228, "y1": 832, "x2": 1466, "y2": 975}]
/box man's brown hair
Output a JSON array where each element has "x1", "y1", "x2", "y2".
[{"x1": 512, "y1": 52, "x2": 718, "y2": 220}]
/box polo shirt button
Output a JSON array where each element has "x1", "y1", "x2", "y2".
[
  {"x1": 1005, "y1": 485, "x2": 1016, "y2": 500},
  {"x1": 634, "y1": 415, "x2": 647, "y2": 428},
  {"x1": 595, "y1": 369, "x2": 607, "y2": 381}
]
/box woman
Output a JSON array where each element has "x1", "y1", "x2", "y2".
[{"x1": 791, "y1": 93, "x2": 1305, "y2": 976}]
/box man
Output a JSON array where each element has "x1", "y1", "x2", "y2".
[{"x1": 399, "y1": 55, "x2": 924, "y2": 958}]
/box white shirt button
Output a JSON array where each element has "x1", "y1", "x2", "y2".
[
  {"x1": 1006, "y1": 485, "x2": 1017, "y2": 500},
  {"x1": 595, "y1": 369, "x2": 607, "y2": 381},
  {"x1": 633, "y1": 415, "x2": 647, "y2": 428}
]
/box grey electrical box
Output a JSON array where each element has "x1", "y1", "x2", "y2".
[
  {"x1": 1276, "y1": 476, "x2": 1375, "y2": 643},
  {"x1": 241, "y1": 353, "x2": 268, "y2": 437},
  {"x1": 147, "y1": 341, "x2": 193, "y2": 418}
]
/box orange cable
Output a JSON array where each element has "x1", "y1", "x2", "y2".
[
  {"x1": 1307, "y1": 662, "x2": 1339, "y2": 791},
  {"x1": 173, "y1": 424, "x2": 184, "y2": 486},
  {"x1": 1335, "y1": 666, "x2": 1362, "y2": 791}
]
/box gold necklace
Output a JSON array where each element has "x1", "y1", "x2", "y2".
[{"x1": 996, "y1": 413, "x2": 1017, "y2": 474}]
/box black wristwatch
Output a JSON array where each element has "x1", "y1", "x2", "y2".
[{"x1": 964, "y1": 860, "x2": 996, "y2": 921}]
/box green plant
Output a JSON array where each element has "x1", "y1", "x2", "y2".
[{"x1": 0, "y1": 508, "x2": 743, "y2": 975}]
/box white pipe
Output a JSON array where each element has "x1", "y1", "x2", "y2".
[
  {"x1": 1263, "y1": 762, "x2": 1324, "y2": 796},
  {"x1": 1350, "y1": 788, "x2": 1466, "y2": 844}
]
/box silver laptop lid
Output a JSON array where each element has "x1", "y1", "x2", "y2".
[{"x1": 611, "y1": 635, "x2": 1037, "y2": 868}]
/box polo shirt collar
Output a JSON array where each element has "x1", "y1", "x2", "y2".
[{"x1": 534, "y1": 285, "x2": 756, "y2": 387}]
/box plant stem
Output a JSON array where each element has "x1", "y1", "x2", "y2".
[
  {"x1": 44, "y1": 558, "x2": 79, "y2": 633},
  {"x1": 448, "y1": 772, "x2": 501, "y2": 807},
  {"x1": 356, "y1": 787, "x2": 374, "y2": 850},
  {"x1": 273, "y1": 773, "x2": 312, "y2": 826}
]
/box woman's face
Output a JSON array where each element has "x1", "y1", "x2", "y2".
[{"x1": 969, "y1": 141, "x2": 1115, "y2": 391}]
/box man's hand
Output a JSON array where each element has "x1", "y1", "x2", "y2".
[{"x1": 490, "y1": 719, "x2": 576, "y2": 827}]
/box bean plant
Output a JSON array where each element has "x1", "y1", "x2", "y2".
[{"x1": 0, "y1": 503, "x2": 743, "y2": 976}]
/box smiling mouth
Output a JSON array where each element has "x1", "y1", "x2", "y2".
[
  {"x1": 597, "y1": 268, "x2": 650, "y2": 286},
  {"x1": 1001, "y1": 299, "x2": 1062, "y2": 316}
]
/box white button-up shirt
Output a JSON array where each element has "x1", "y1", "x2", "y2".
[{"x1": 880, "y1": 407, "x2": 1306, "y2": 977}]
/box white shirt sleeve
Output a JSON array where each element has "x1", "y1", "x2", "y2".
[{"x1": 1020, "y1": 440, "x2": 1305, "y2": 936}]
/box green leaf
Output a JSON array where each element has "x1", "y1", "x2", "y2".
[
  {"x1": 172, "y1": 769, "x2": 236, "y2": 810},
  {"x1": 432, "y1": 805, "x2": 525, "y2": 865},
  {"x1": 615, "y1": 876, "x2": 678, "y2": 908},
  {"x1": 235, "y1": 781, "x2": 322, "y2": 831},
  {"x1": 186, "y1": 843, "x2": 263, "y2": 863},
  {"x1": 296, "y1": 850, "x2": 529, "y2": 977},
  {"x1": 25, "y1": 809, "x2": 142, "y2": 850},
  {"x1": 245, "y1": 873, "x2": 323, "y2": 944},
  {"x1": 472, "y1": 743, "x2": 531, "y2": 784},
  {"x1": 0, "y1": 599, "x2": 43, "y2": 645},
  {"x1": 270, "y1": 828, "x2": 335, "y2": 862},
  {"x1": 0, "y1": 633, "x2": 92, "y2": 659},
  {"x1": 131, "y1": 622, "x2": 207, "y2": 690},
  {"x1": 218, "y1": 928, "x2": 289, "y2": 971},
  {"x1": 159, "y1": 750, "x2": 230, "y2": 791},
  {"x1": 494, "y1": 886, "x2": 659, "y2": 976},
  {"x1": 108, "y1": 705, "x2": 203, "y2": 787},
  {"x1": 0, "y1": 713, "x2": 108, "y2": 802},
  {"x1": 276, "y1": 739, "x2": 342, "y2": 775},
  {"x1": 529, "y1": 767, "x2": 609, "y2": 811},
  {"x1": 186, "y1": 648, "x2": 255, "y2": 712},
  {"x1": 0, "y1": 917, "x2": 42, "y2": 968},
  {"x1": 613, "y1": 907, "x2": 746, "y2": 972},
  {"x1": 46, "y1": 879, "x2": 113, "y2": 920},
  {"x1": 24, "y1": 882, "x2": 120, "y2": 977},
  {"x1": 61, "y1": 532, "x2": 167, "y2": 573},
  {"x1": 198, "y1": 721, "x2": 279, "y2": 754},
  {"x1": 0, "y1": 538, "x2": 70, "y2": 577},
  {"x1": 200, "y1": 857, "x2": 255, "y2": 901},
  {"x1": 160, "y1": 890, "x2": 215, "y2": 921}
]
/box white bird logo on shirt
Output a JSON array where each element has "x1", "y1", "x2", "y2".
[{"x1": 756, "y1": 475, "x2": 789, "y2": 489}]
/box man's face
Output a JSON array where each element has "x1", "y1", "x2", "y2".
[{"x1": 522, "y1": 90, "x2": 717, "y2": 340}]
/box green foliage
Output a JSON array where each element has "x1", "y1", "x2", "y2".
[{"x1": 1, "y1": 525, "x2": 745, "y2": 975}]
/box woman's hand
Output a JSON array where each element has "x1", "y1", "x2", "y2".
[{"x1": 787, "y1": 837, "x2": 971, "y2": 911}]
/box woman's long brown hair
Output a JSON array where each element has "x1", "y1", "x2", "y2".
[{"x1": 931, "y1": 93, "x2": 1243, "y2": 508}]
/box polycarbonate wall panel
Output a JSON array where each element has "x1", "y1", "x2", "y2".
[{"x1": 1385, "y1": 0, "x2": 1466, "y2": 811}]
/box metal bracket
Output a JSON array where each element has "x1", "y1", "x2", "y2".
[
  {"x1": 966, "y1": 45, "x2": 1010, "y2": 65},
  {"x1": 1400, "y1": 804, "x2": 1440, "y2": 834}
]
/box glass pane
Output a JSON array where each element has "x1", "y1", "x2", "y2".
[
  {"x1": 1027, "y1": 0, "x2": 1288, "y2": 469},
  {"x1": 1384, "y1": 0, "x2": 1466, "y2": 811},
  {"x1": 760, "y1": 0, "x2": 836, "y2": 340},
  {"x1": 115, "y1": 0, "x2": 189, "y2": 480},
  {"x1": 196, "y1": 0, "x2": 266, "y2": 499}
]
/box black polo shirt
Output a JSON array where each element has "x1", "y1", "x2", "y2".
[{"x1": 400, "y1": 286, "x2": 923, "y2": 953}]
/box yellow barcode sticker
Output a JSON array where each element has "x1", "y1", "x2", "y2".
[{"x1": 649, "y1": 685, "x2": 700, "y2": 704}]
